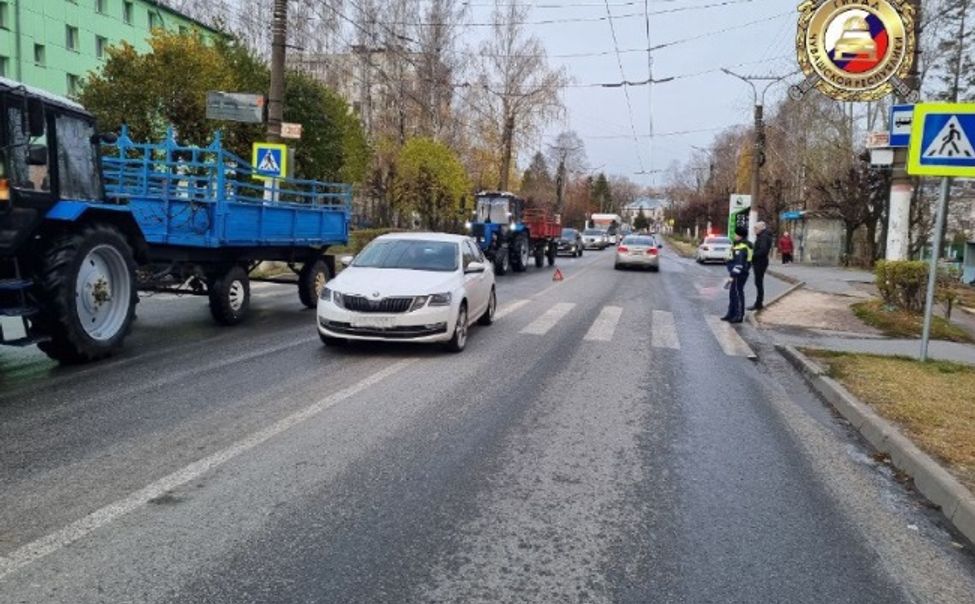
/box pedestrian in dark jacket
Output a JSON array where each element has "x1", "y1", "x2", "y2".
[
  {"x1": 723, "y1": 226, "x2": 753, "y2": 323},
  {"x1": 749, "y1": 221, "x2": 773, "y2": 311}
]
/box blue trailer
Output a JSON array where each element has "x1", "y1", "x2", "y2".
[{"x1": 0, "y1": 79, "x2": 350, "y2": 363}]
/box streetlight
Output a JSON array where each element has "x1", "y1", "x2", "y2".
[{"x1": 720, "y1": 69, "x2": 795, "y2": 233}]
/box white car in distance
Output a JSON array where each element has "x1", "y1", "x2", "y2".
[
  {"x1": 696, "y1": 236, "x2": 733, "y2": 264},
  {"x1": 317, "y1": 233, "x2": 496, "y2": 352}
]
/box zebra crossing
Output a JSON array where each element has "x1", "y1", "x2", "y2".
[{"x1": 500, "y1": 298, "x2": 755, "y2": 358}]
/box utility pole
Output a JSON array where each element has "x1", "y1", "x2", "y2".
[
  {"x1": 267, "y1": 0, "x2": 288, "y2": 142},
  {"x1": 885, "y1": 0, "x2": 922, "y2": 260},
  {"x1": 721, "y1": 69, "x2": 792, "y2": 236}
]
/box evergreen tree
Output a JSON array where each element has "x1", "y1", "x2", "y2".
[
  {"x1": 634, "y1": 208, "x2": 649, "y2": 231},
  {"x1": 591, "y1": 173, "x2": 613, "y2": 213}
]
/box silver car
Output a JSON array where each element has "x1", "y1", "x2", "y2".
[
  {"x1": 582, "y1": 229, "x2": 609, "y2": 250},
  {"x1": 614, "y1": 235, "x2": 660, "y2": 271}
]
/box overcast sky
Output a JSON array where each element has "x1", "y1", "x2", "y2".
[{"x1": 475, "y1": 0, "x2": 799, "y2": 187}]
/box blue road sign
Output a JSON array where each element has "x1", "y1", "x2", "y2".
[
  {"x1": 251, "y1": 142, "x2": 288, "y2": 180},
  {"x1": 889, "y1": 104, "x2": 913, "y2": 148},
  {"x1": 908, "y1": 103, "x2": 975, "y2": 177}
]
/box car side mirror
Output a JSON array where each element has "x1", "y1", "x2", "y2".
[
  {"x1": 465, "y1": 261, "x2": 486, "y2": 274},
  {"x1": 339, "y1": 255, "x2": 354, "y2": 267},
  {"x1": 27, "y1": 144, "x2": 47, "y2": 166}
]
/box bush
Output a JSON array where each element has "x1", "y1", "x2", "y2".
[{"x1": 875, "y1": 260, "x2": 928, "y2": 312}]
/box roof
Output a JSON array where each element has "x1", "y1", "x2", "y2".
[
  {"x1": 375, "y1": 232, "x2": 472, "y2": 243},
  {"x1": 150, "y1": 1, "x2": 225, "y2": 37},
  {"x1": 625, "y1": 197, "x2": 666, "y2": 210},
  {"x1": 0, "y1": 77, "x2": 88, "y2": 114}
]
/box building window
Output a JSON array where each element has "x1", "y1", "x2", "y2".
[
  {"x1": 66, "y1": 25, "x2": 79, "y2": 51},
  {"x1": 0, "y1": 2, "x2": 8, "y2": 30},
  {"x1": 34, "y1": 44, "x2": 45, "y2": 66},
  {"x1": 96, "y1": 0, "x2": 107, "y2": 13},
  {"x1": 0, "y1": 56, "x2": 8, "y2": 78},
  {"x1": 123, "y1": 1, "x2": 133, "y2": 24},
  {"x1": 148, "y1": 12, "x2": 159, "y2": 29},
  {"x1": 95, "y1": 36, "x2": 107, "y2": 59},
  {"x1": 66, "y1": 74, "x2": 80, "y2": 95}
]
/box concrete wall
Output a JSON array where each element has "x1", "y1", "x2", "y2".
[{"x1": 799, "y1": 217, "x2": 845, "y2": 266}]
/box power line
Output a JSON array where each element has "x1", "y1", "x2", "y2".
[{"x1": 602, "y1": 0, "x2": 646, "y2": 173}]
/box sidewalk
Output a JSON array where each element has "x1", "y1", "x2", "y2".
[
  {"x1": 774, "y1": 332, "x2": 975, "y2": 365},
  {"x1": 766, "y1": 263, "x2": 874, "y2": 298}
]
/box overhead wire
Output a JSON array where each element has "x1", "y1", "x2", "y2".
[{"x1": 602, "y1": 0, "x2": 646, "y2": 173}]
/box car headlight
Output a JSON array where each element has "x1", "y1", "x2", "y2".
[
  {"x1": 320, "y1": 286, "x2": 332, "y2": 301},
  {"x1": 323, "y1": 289, "x2": 345, "y2": 308},
  {"x1": 409, "y1": 295, "x2": 430, "y2": 312},
  {"x1": 428, "y1": 292, "x2": 452, "y2": 306}
]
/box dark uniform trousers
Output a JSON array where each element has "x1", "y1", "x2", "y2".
[
  {"x1": 753, "y1": 257, "x2": 768, "y2": 308},
  {"x1": 729, "y1": 273, "x2": 749, "y2": 321}
]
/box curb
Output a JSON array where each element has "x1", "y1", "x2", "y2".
[
  {"x1": 778, "y1": 344, "x2": 975, "y2": 545},
  {"x1": 768, "y1": 269, "x2": 802, "y2": 285},
  {"x1": 746, "y1": 281, "x2": 806, "y2": 328}
]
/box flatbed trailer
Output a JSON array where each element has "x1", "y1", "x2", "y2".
[
  {"x1": 0, "y1": 78, "x2": 350, "y2": 363},
  {"x1": 468, "y1": 192, "x2": 561, "y2": 275}
]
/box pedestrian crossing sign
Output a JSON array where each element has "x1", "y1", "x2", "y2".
[
  {"x1": 251, "y1": 142, "x2": 288, "y2": 180},
  {"x1": 907, "y1": 103, "x2": 975, "y2": 177}
]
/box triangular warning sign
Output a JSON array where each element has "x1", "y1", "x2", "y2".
[
  {"x1": 923, "y1": 116, "x2": 975, "y2": 159},
  {"x1": 258, "y1": 150, "x2": 281, "y2": 173},
  {"x1": 552, "y1": 268, "x2": 564, "y2": 282}
]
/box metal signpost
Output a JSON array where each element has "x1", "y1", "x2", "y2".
[
  {"x1": 206, "y1": 92, "x2": 266, "y2": 124},
  {"x1": 907, "y1": 103, "x2": 975, "y2": 361}
]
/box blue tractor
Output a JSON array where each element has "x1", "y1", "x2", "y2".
[
  {"x1": 467, "y1": 191, "x2": 560, "y2": 275},
  {"x1": 0, "y1": 79, "x2": 350, "y2": 363}
]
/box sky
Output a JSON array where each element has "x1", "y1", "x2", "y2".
[{"x1": 462, "y1": 0, "x2": 801, "y2": 187}]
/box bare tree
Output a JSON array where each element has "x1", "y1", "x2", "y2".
[
  {"x1": 547, "y1": 130, "x2": 586, "y2": 212},
  {"x1": 472, "y1": 0, "x2": 566, "y2": 191}
]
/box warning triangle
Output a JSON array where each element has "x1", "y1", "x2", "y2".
[
  {"x1": 552, "y1": 268, "x2": 564, "y2": 282},
  {"x1": 923, "y1": 116, "x2": 975, "y2": 159},
  {"x1": 258, "y1": 150, "x2": 281, "y2": 173}
]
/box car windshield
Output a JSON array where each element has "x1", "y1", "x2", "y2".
[
  {"x1": 475, "y1": 197, "x2": 511, "y2": 223},
  {"x1": 622, "y1": 236, "x2": 655, "y2": 246},
  {"x1": 706, "y1": 237, "x2": 732, "y2": 245},
  {"x1": 583, "y1": 229, "x2": 604, "y2": 236},
  {"x1": 561, "y1": 229, "x2": 576, "y2": 238},
  {"x1": 353, "y1": 239, "x2": 459, "y2": 272}
]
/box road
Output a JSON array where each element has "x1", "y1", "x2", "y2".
[{"x1": 1, "y1": 247, "x2": 973, "y2": 603}]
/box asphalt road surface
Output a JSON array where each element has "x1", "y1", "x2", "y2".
[{"x1": 1, "y1": 247, "x2": 974, "y2": 603}]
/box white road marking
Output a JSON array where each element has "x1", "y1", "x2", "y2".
[
  {"x1": 495, "y1": 299, "x2": 530, "y2": 320},
  {"x1": 0, "y1": 359, "x2": 417, "y2": 579},
  {"x1": 651, "y1": 310, "x2": 681, "y2": 349},
  {"x1": 584, "y1": 306, "x2": 623, "y2": 342},
  {"x1": 520, "y1": 303, "x2": 576, "y2": 335},
  {"x1": 704, "y1": 315, "x2": 757, "y2": 358}
]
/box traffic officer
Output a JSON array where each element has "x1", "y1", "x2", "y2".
[{"x1": 722, "y1": 226, "x2": 753, "y2": 323}]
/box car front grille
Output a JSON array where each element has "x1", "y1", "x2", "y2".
[{"x1": 341, "y1": 295, "x2": 414, "y2": 314}]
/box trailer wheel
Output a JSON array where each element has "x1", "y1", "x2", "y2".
[
  {"x1": 298, "y1": 259, "x2": 331, "y2": 309},
  {"x1": 512, "y1": 236, "x2": 529, "y2": 273},
  {"x1": 208, "y1": 265, "x2": 250, "y2": 325},
  {"x1": 546, "y1": 245, "x2": 557, "y2": 267},
  {"x1": 534, "y1": 246, "x2": 545, "y2": 268},
  {"x1": 35, "y1": 224, "x2": 138, "y2": 364}
]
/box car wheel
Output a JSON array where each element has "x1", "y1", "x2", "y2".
[
  {"x1": 614, "y1": 262, "x2": 622, "y2": 270},
  {"x1": 478, "y1": 288, "x2": 496, "y2": 326},
  {"x1": 445, "y1": 303, "x2": 468, "y2": 352}
]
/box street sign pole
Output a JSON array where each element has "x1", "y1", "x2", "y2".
[{"x1": 920, "y1": 178, "x2": 950, "y2": 362}]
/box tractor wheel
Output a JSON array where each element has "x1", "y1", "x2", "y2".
[
  {"x1": 512, "y1": 236, "x2": 529, "y2": 273},
  {"x1": 35, "y1": 224, "x2": 138, "y2": 364},
  {"x1": 547, "y1": 245, "x2": 557, "y2": 267},
  {"x1": 298, "y1": 258, "x2": 331, "y2": 309},
  {"x1": 494, "y1": 248, "x2": 511, "y2": 275},
  {"x1": 534, "y1": 246, "x2": 545, "y2": 268},
  {"x1": 208, "y1": 265, "x2": 251, "y2": 325}
]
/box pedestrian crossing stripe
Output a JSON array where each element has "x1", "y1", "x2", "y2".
[
  {"x1": 251, "y1": 142, "x2": 288, "y2": 180},
  {"x1": 908, "y1": 103, "x2": 975, "y2": 177}
]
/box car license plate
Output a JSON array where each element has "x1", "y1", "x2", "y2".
[
  {"x1": 351, "y1": 316, "x2": 396, "y2": 329},
  {"x1": 714, "y1": 247, "x2": 727, "y2": 252}
]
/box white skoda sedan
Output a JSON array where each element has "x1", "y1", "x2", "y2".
[{"x1": 317, "y1": 233, "x2": 496, "y2": 352}]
